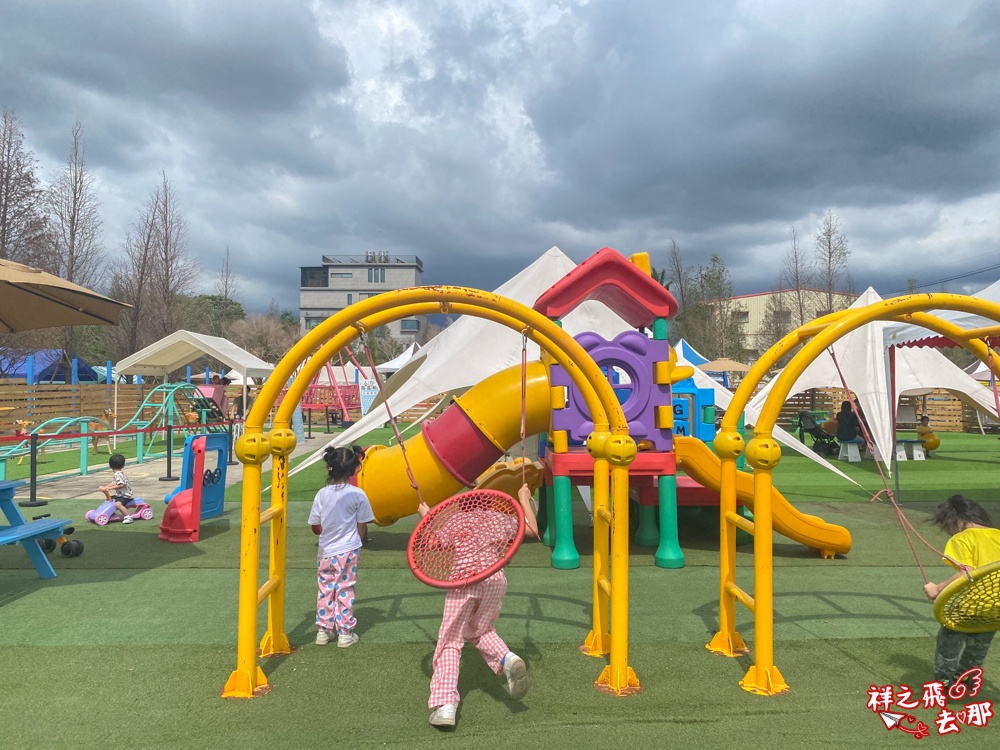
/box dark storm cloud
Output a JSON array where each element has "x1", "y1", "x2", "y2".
[{"x1": 2, "y1": 1, "x2": 1000, "y2": 311}]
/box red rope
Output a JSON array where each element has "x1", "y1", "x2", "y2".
[
  {"x1": 360, "y1": 333, "x2": 423, "y2": 504},
  {"x1": 826, "y1": 347, "x2": 945, "y2": 583},
  {"x1": 519, "y1": 330, "x2": 528, "y2": 487}
]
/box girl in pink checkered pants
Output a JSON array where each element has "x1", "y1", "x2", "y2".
[
  {"x1": 309, "y1": 445, "x2": 375, "y2": 648},
  {"x1": 418, "y1": 484, "x2": 539, "y2": 728}
]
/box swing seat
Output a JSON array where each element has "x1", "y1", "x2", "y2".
[{"x1": 934, "y1": 560, "x2": 1000, "y2": 633}]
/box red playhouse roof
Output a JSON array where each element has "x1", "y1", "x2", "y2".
[{"x1": 532, "y1": 247, "x2": 679, "y2": 328}]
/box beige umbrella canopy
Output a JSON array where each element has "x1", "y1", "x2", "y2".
[
  {"x1": 0, "y1": 258, "x2": 131, "y2": 332},
  {"x1": 698, "y1": 357, "x2": 751, "y2": 373}
]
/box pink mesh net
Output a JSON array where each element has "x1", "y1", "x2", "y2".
[{"x1": 407, "y1": 489, "x2": 525, "y2": 589}]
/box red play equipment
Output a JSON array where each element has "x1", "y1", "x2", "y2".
[{"x1": 159, "y1": 436, "x2": 207, "y2": 543}]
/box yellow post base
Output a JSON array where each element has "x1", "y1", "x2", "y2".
[
  {"x1": 259, "y1": 631, "x2": 292, "y2": 657},
  {"x1": 739, "y1": 664, "x2": 789, "y2": 696},
  {"x1": 595, "y1": 664, "x2": 642, "y2": 696},
  {"x1": 580, "y1": 629, "x2": 610, "y2": 657},
  {"x1": 221, "y1": 666, "x2": 270, "y2": 699},
  {"x1": 706, "y1": 630, "x2": 749, "y2": 657}
]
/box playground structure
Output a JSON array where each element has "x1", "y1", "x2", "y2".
[
  {"x1": 222, "y1": 246, "x2": 1000, "y2": 701},
  {"x1": 224, "y1": 266, "x2": 640, "y2": 698},
  {"x1": 710, "y1": 292, "x2": 1000, "y2": 694},
  {"x1": 160, "y1": 433, "x2": 229, "y2": 543},
  {"x1": 0, "y1": 382, "x2": 233, "y2": 484}
]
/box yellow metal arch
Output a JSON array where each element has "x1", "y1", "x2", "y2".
[
  {"x1": 709, "y1": 293, "x2": 1000, "y2": 695},
  {"x1": 222, "y1": 286, "x2": 640, "y2": 698}
]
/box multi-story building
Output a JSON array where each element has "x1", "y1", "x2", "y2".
[{"x1": 299, "y1": 252, "x2": 425, "y2": 343}]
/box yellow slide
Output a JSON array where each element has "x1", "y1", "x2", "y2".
[
  {"x1": 674, "y1": 436, "x2": 852, "y2": 556},
  {"x1": 356, "y1": 361, "x2": 551, "y2": 525}
]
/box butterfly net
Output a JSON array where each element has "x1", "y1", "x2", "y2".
[{"x1": 407, "y1": 489, "x2": 525, "y2": 589}]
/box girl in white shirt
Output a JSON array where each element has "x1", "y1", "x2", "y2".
[{"x1": 308, "y1": 445, "x2": 375, "y2": 647}]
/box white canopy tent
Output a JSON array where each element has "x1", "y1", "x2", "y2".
[
  {"x1": 376, "y1": 342, "x2": 423, "y2": 374},
  {"x1": 749, "y1": 288, "x2": 1000, "y2": 475},
  {"x1": 114, "y1": 330, "x2": 275, "y2": 421},
  {"x1": 673, "y1": 349, "x2": 857, "y2": 484},
  {"x1": 884, "y1": 277, "x2": 1000, "y2": 348},
  {"x1": 289, "y1": 247, "x2": 858, "y2": 484}
]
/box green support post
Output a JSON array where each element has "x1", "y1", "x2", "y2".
[
  {"x1": 541, "y1": 481, "x2": 555, "y2": 548},
  {"x1": 79, "y1": 422, "x2": 89, "y2": 476},
  {"x1": 654, "y1": 473, "x2": 684, "y2": 568},
  {"x1": 634, "y1": 493, "x2": 659, "y2": 546},
  {"x1": 550, "y1": 474, "x2": 579, "y2": 569}
]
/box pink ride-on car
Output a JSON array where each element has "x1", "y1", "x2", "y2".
[{"x1": 85, "y1": 497, "x2": 154, "y2": 526}]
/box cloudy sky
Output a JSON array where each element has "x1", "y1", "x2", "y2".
[{"x1": 3, "y1": 1, "x2": 1000, "y2": 313}]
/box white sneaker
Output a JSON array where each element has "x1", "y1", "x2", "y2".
[
  {"x1": 337, "y1": 632, "x2": 359, "y2": 648},
  {"x1": 315, "y1": 630, "x2": 330, "y2": 646},
  {"x1": 503, "y1": 653, "x2": 529, "y2": 699},
  {"x1": 429, "y1": 703, "x2": 457, "y2": 727},
  {"x1": 121, "y1": 515, "x2": 134, "y2": 525}
]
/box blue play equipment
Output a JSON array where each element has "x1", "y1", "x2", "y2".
[
  {"x1": 671, "y1": 379, "x2": 717, "y2": 444},
  {"x1": 164, "y1": 432, "x2": 229, "y2": 521}
]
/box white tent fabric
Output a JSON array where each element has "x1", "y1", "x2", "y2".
[
  {"x1": 884, "y1": 277, "x2": 1000, "y2": 347},
  {"x1": 673, "y1": 350, "x2": 857, "y2": 485},
  {"x1": 114, "y1": 330, "x2": 275, "y2": 423},
  {"x1": 290, "y1": 246, "x2": 857, "y2": 484},
  {"x1": 115, "y1": 330, "x2": 274, "y2": 380},
  {"x1": 964, "y1": 359, "x2": 998, "y2": 382},
  {"x1": 749, "y1": 288, "x2": 1000, "y2": 474},
  {"x1": 376, "y1": 342, "x2": 422, "y2": 373}
]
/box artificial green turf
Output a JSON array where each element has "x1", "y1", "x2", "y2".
[
  {"x1": 3, "y1": 431, "x2": 1000, "y2": 748},
  {"x1": 1, "y1": 433, "x2": 194, "y2": 481}
]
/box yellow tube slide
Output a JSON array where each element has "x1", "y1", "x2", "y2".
[
  {"x1": 356, "y1": 361, "x2": 551, "y2": 524},
  {"x1": 674, "y1": 435, "x2": 852, "y2": 556}
]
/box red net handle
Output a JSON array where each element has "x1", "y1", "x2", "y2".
[{"x1": 407, "y1": 489, "x2": 526, "y2": 589}]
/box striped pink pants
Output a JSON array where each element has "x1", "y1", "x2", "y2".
[
  {"x1": 428, "y1": 570, "x2": 509, "y2": 708},
  {"x1": 316, "y1": 549, "x2": 359, "y2": 635}
]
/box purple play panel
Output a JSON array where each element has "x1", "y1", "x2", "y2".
[{"x1": 551, "y1": 330, "x2": 673, "y2": 451}]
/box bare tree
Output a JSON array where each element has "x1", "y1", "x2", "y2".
[
  {"x1": 780, "y1": 226, "x2": 814, "y2": 327},
  {"x1": 814, "y1": 210, "x2": 851, "y2": 312},
  {"x1": 0, "y1": 109, "x2": 47, "y2": 265},
  {"x1": 229, "y1": 305, "x2": 299, "y2": 363},
  {"x1": 107, "y1": 192, "x2": 160, "y2": 362},
  {"x1": 208, "y1": 245, "x2": 242, "y2": 336},
  {"x1": 149, "y1": 173, "x2": 197, "y2": 338},
  {"x1": 47, "y1": 122, "x2": 104, "y2": 356}
]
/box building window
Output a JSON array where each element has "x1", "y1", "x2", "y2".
[
  {"x1": 774, "y1": 310, "x2": 791, "y2": 325},
  {"x1": 301, "y1": 268, "x2": 326, "y2": 287},
  {"x1": 368, "y1": 267, "x2": 385, "y2": 283},
  {"x1": 400, "y1": 319, "x2": 420, "y2": 332},
  {"x1": 329, "y1": 272, "x2": 352, "y2": 278},
  {"x1": 347, "y1": 294, "x2": 352, "y2": 305},
  {"x1": 733, "y1": 310, "x2": 749, "y2": 324}
]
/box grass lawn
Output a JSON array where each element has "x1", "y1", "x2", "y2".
[
  {"x1": 1, "y1": 433, "x2": 197, "y2": 482},
  {"x1": 2, "y1": 430, "x2": 999, "y2": 748}
]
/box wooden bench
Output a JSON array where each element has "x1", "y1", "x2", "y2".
[{"x1": 0, "y1": 479, "x2": 74, "y2": 578}]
